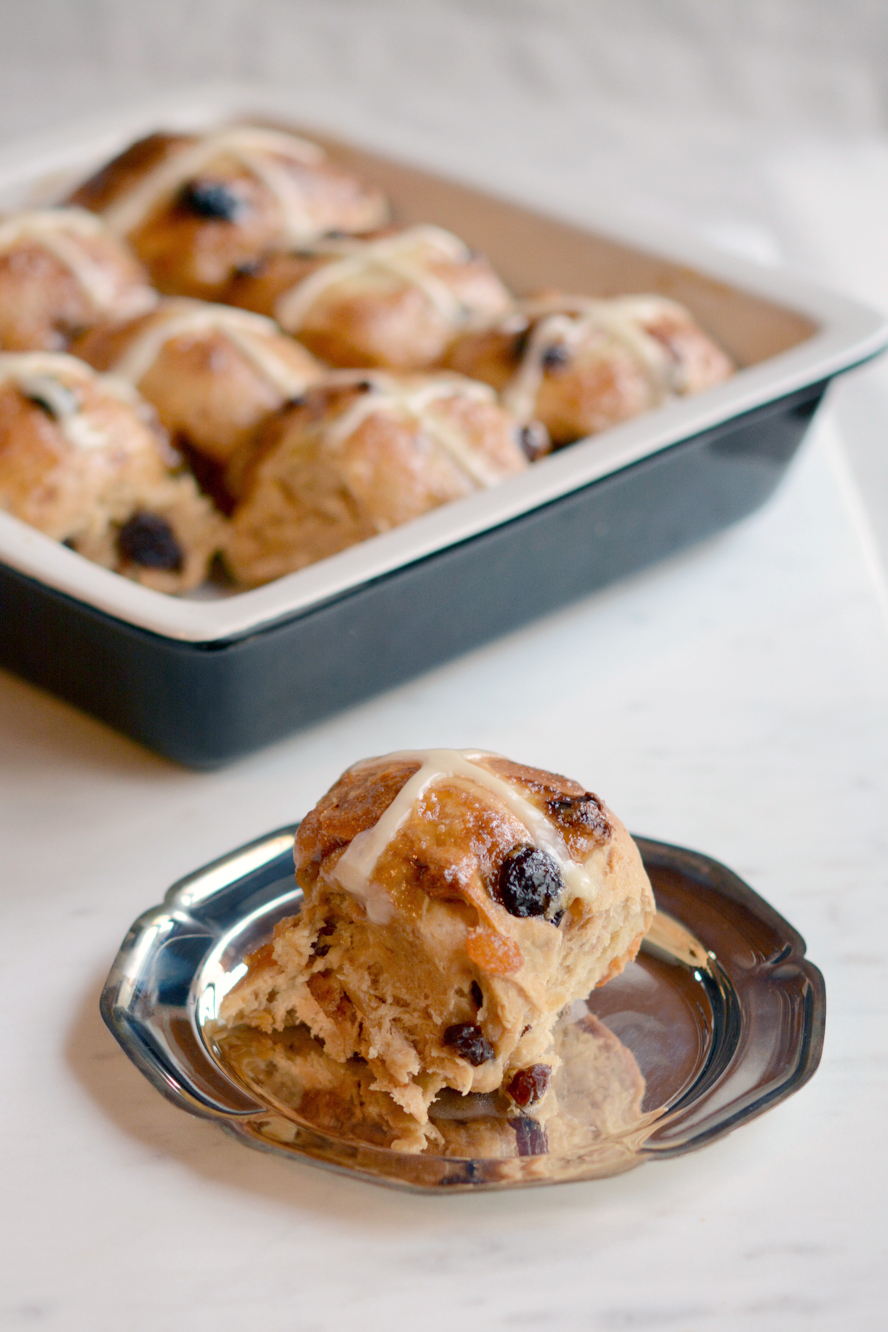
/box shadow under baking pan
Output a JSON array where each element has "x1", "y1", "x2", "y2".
[{"x1": 0, "y1": 383, "x2": 825, "y2": 769}]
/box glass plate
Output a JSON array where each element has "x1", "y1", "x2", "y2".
[{"x1": 101, "y1": 828, "x2": 825, "y2": 1193}]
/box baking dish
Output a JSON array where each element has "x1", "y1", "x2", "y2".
[{"x1": 1, "y1": 85, "x2": 886, "y2": 766}]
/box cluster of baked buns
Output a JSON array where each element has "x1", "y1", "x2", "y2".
[{"x1": 0, "y1": 124, "x2": 734, "y2": 595}]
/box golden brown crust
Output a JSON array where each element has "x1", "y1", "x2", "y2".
[
  {"x1": 294, "y1": 754, "x2": 613, "y2": 908},
  {"x1": 226, "y1": 226, "x2": 514, "y2": 370},
  {"x1": 225, "y1": 373, "x2": 531, "y2": 587},
  {"x1": 73, "y1": 298, "x2": 322, "y2": 468},
  {"x1": 69, "y1": 132, "x2": 184, "y2": 213},
  {"x1": 69, "y1": 129, "x2": 389, "y2": 300},
  {"x1": 222, "y1": 749, "x2": 655, "y2": 1127},
  {"x1": 0, "y1": 208, "x2": 155, "y2": 352},
  {"x1": 0, "y1": 352, "x2": 225, "y2": 591},
  {"x1": 445, "y1": 294, "x2": 734, "y2": 445}
]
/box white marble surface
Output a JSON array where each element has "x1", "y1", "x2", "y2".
[{"x1": 2, "y1": 5, "x2": 888, "y2": 1330}]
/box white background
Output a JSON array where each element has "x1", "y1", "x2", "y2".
[{"x1": 1, "y1": 4, "x2": 887, "y2": 1330}]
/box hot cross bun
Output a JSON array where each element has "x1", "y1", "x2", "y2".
[
  {"x1": 68, "y1": 126, "x2": 388, "y2": 300},
  {"x1": 221, "y1": 749, "x2": 654, "y2": 1130},
  {"x1": 0, "y1": 352, "x2": 224, "y2": 592}
]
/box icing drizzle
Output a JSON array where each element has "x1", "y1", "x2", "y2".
[
  {"x1": 314, "y1": 372, "x2": 508, "y2": 491},
  {"x1": 107, "y1": 300, "x2": 316, "y2": 399},
  {"x1": 332, "y1": 748, "x2": 602, "y2": 925},
  {"x1": 100, "y1": 127, "x2": 327, "y2": 242},
  {"x1": 0, "y1": 208, "x2": 154, "y2": 316},
  {"x1": 0, "y1": 351, "x2": 144, "y2": 452},
  {"x1": 502, "y1": 295, "x2": 688, "y2": 423},
  {"x1": 273, "y1": 225, "x2": 474, "y2": 331}
]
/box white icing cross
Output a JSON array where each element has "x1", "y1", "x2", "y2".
[
  {"x1": 0, "y1": 208, "x2": 155, "y2": 316},
  {"x1": 273, "y1": 225, "x2": 473, "y2": 331},
  {"x1": 332, "y1": 748, "x2": 602, "y2": 925},
  {"x1": 108, "y1": 299, "x2": 315, "y2": 399},
  {"x1": 0, "y1": 351, "x2": 143, "y2": 452},
  {"x1": 100, "y1": 127, "x2": 327, "y2": 242},
  {"x1": 502, "y1": 294, "x2": 685, "y2": 423},
  {"x1": 317, "y1": 372, "x2": 506, "y2": 491}
]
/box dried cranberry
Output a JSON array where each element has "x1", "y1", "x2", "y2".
[
  {"x1": 116, "y1": 512, "x2": 183, "y2": 571},
  {"x1": 513, "y1": 1117, "x2": 548, "y2": 1156},
  {"x1": 178, "y1": 179, "x2": 243, "y2": 221},
  {"x1": 507, "y1": 1064, "x2": 551, "y2": 1108},
  {"x1": 443, "y1": 1023, "x2": 494, "y2": 1066},
  {"x1": 496, "y1": 846, "x2": 563, "y2": 918}
]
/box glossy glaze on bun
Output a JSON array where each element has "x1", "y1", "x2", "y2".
[
  {"x1": 0, "y1": 208, "x2": 155, "y2": 352},
  {"x1": 225, "y1": 372, "x2": 537, "y2": 586},
  {"x1": 0, "y1": 352, "x2": 224, "y2": 592},
  {"x1": 221, "y1": 749, "x2": 655, "y2": 1134},
  {"x1": 446, "y1": 293, "x2": 734, "y2": 445},
  {"x1": 68, "y1": 127, "x2": 389, "y2": 300},
  {"x1": 227, "y1": 225, "x2": 513, "y2": 370}
]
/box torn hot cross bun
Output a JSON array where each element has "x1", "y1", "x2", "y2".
[
  {"x1": 73, "y1": 298, "x2": 322, "y2": 508},
  {"x1": 445, "y1": 293, "x2": 735, "y2": 446},
  {"x1": 0, "y1": 207, "x2": 156, "y2": 352},
  {"x1": 221, "y1": 749, "x2": 655, "y2": 1132},
  {"x1": 68, "y1": 126, "x2": 389, "y2": 300},
  {"x1": 225, "y1": 371, "x2": 542, "y2": 587},
  {"x1": 226, "y1": 224, "x2": 513, "y2": 370},
  {"x1": 0, "y1": 352, "x2": 225, "y2": 592},
  {"x1": 220, "y1": 1007, "x2": 646, "y2": 1159}
]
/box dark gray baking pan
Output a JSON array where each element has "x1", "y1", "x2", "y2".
[{"x1": 0, "y1": 87, "x2": 885, "y2": 766}]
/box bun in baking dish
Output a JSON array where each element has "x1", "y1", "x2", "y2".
[
  {"x1": 446, "y1": 293, "x2": 734, "y2": 445},
  {"x1": 225, "y1": 371, "x2": 538, "y2": 586},
  {"x1": 221, "y1": 749, "x2": 655, "y2": 1133},
  {"x1": 0, "y1": 208, "x2": 156, "y2": 352},
  {"x1": 0, "y1": 352, "x2": 225, "y2": 592},
  {"x1": 226, "y1": 225, "x2": 513, "y2": 370},
  {"x1": 73, "y1": 297, "x2": 322, "y2": 471},
  {"x1": 68, "y1": 127, "x2": 389, "y2": 300}
]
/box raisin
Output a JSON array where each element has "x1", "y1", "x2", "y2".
[
  {"x1": 551, "y1": 910, "x2": 564, "y2": 928},
  {"x1": 519, "y1": 421, "x2": 549, "y2": 461},
  {"x1": 507, "y1": 1064, "x2": 551, "y2": 1108},
  {"x1": 513, "y1": 1117, "x2": 548, "y2": 1156},
  {"x1": 443, "y1": 1023, "x2": 494, "y2": 1066},
  {"x1": 470, "y1": 981, "x2": 483, "y2": 1008},
  {"x1": 547, "y1": 791, "x2": 611, "y2": 839},
  {"x1": 311, "y1": 921, "x2": 336, "y2": 955},
  {"x1": 178, "y1": 179, "x2": 243, "y2": 221},
  {"x1": 116, "y1": 512, "x2": 183, "y2": 571},
  {"x1": 541, "y1": 343, "x2": 570, "y2": 371},
  {"x1": 496, "y1": 846, "x2": 563, "y2": 918}
]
